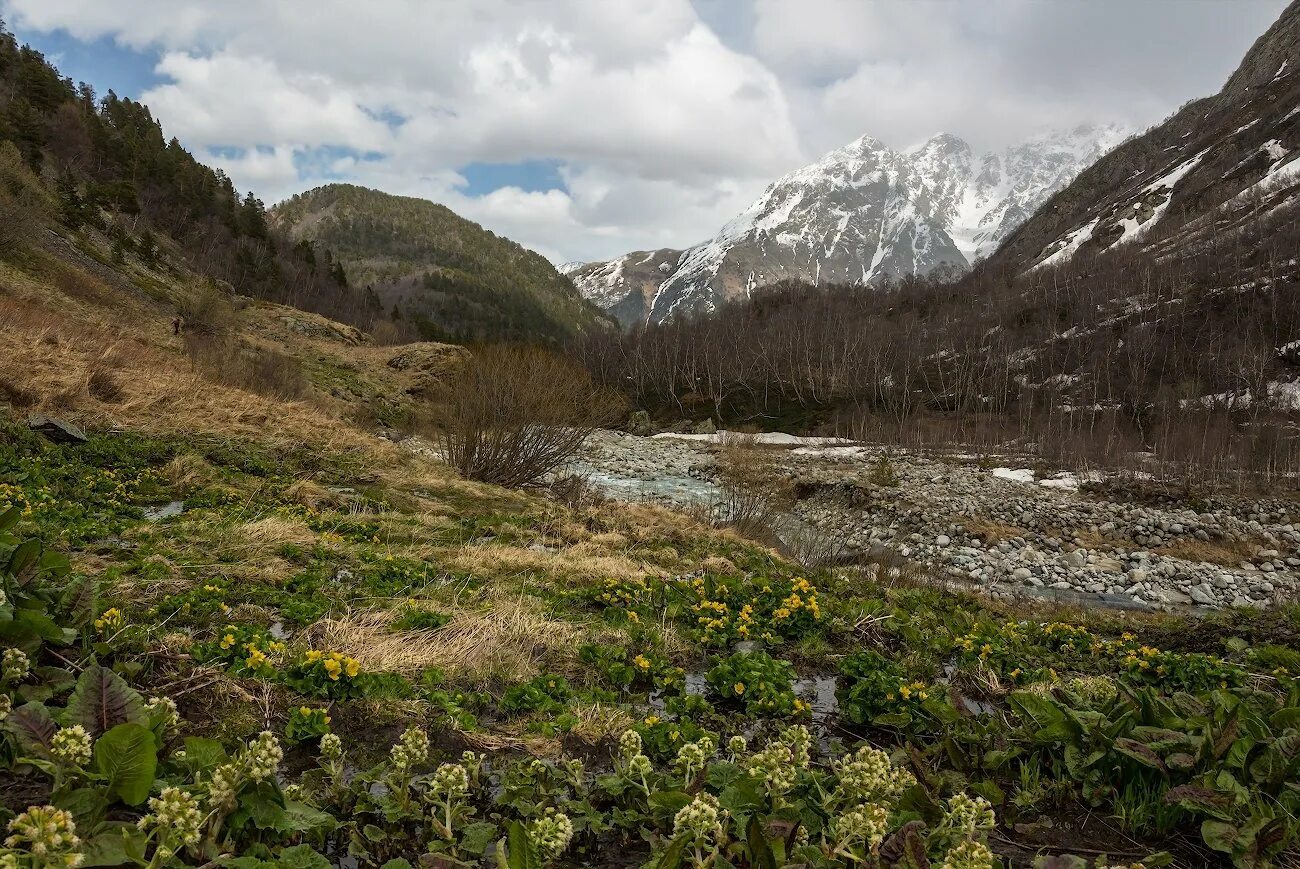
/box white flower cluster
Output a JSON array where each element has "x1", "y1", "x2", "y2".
[
  {"x1": 835, "y1": 746, "x2": 915, "y2": 805},
  {"x1": 627, "y1": 752, "x2": 653, "y2": 780},
  {"x1": 672, "y1": 793, "x2": 723, "y2": 848},
  {"x1": 5, "y1": 806, "x2": 83, "y2": 867},
  {"x1": 618, "y1": 729, "x2": 642, "y2": 761},
  {"x1": 778, "y1": 724, "x2": 812, "y2": 768},
  {"x1": 145, "y1": 696, "x2": 180, "y2": 730},
  {"x1": 745, "y1": 741, "x2": 795, "y2": 796},
  {"x1": 390, "y1": 727, "x2": 429, "y2": 772},
  {"x1": 0, "y1": 694, "x2": 11, "y2": 722},
  {"x1": 1065, "y1": 675, "x2": 1118, "y2": 706},
  {"x1": 207, "y1": 731, "x2": 283, "y2": 813},
  {"x1": 940, "y1": 794, "x2": 995, "y2": 839},
  {"x1": 2, "y1": 648, "x2": 29, "y2": 682},
  {"x1": 432, "y1": 763, "x2": 470, "y2": 800},
  {"x1": 939, "y1": 839, "x2": 996, "y2": 869},
  {"x1": 138, "y1": 787, "x2": 202, "y2": 847},
  {"x1": 245, "y1": 731, "x2": 283, "y2": 782},
  {"x1": 319, "y1": 732, "x2": 343, "y2": 761},
  {"x1": 50, "y1": 725, "x2": 92, "y2": 768},
  {"x1": 674, "y1": 740, "x2": 708, "y2": 780},
  {"x1": 833, "y1": 803, "x2": 889, "y2": 851},
  {"x1": 726, "y1": 735, "x2": 747, "y2": 758},
  {"x1": 526, "y1": 808, "x2": 573, "y2": 861}
]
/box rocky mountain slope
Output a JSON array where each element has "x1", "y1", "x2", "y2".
[
  {"x1": 987, "y1": 0, "x2": 1300, "y2": 274},
  {"x1": 566, "y1": 125, "x2": 1127, "y2": 325},
  {"x1": 272, "y1": 184, "x2": 609, "y2": 344}
]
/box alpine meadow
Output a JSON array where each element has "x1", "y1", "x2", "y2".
[{"x1": 2, "y1": 3, "x2": 1300, "y2": 869}]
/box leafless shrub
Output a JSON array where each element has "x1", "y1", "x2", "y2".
[
  {"x1": 709, "y1": 432, "x2": 794, "y2": 537},
  {"x1": 549, "y1": 472, "x2": 606, "y2": 510},
  {"x1": 433, "y1": 344, "x2": 625, "y2": 488},
  {"x1": 777, "y1": 521, "x2": 849, "y2": 570}
]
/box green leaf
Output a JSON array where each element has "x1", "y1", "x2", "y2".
[
  {"x1": 282, "y1": 800, "x2": 338, "y2": 835},
  {"x1": 94, "y1": 723, "x2": 158, "y2": 805},
  {"x1": 67, "y1": 665, "x2": 146, "y2": 738},
  {"x1": 746, "y1": 814, "x2": 777, "y2": 869},
  {"x1": 274, "y1": 845, "x2": 331, "y2": 869},
  {"x1": 380, "y1": 862, "x2": 414, "y2": 869},
  {"x1": 80, "y1": 824, "x2": 148, "y2": 867},
  {"x1": 6, "y1": 701, "x2": 56, "y2": 755},
  {"x1": 501, "y1": 820, "x2": 542, "y2": 869},
  {"x1": 1202, "y1": 819, "x2": 1240, "y2": 854},
  {"x1": 1269, "y1": 708, "x2": 1300, "y2": 730},
  {"x1": 181, "y1": 736, "x2": 228, "y2": 773},
  {"x1": 0, "y1": 504, "x2": 20, "y2": 533},
  {"x1": 652, "y1": 835, "x2": 688, "y2": 869},
  {"x1": 458, "y1": 822, "x2": 499, "y2": 858},
  {"x1": 1009, "y1": 690, "x2": 1067, "y2": 737},
  {"x1": 6, "y1": 538, "x2": 41, "y2": 579}
]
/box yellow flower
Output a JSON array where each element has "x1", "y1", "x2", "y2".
[
  {"x1": 733, "y1": 682, "x2": 746, "y2": 695},
  {"x1": 323, "y1": 659, "x2": 342, "y2": 680},
  {"x1": 299, "y1": 706, "x2": 312, "y2": 716},
  {"x1": 643, "y1": 715, "x2": 660, "y2": 726},
  {"x1": 627, "y1": 611, "x2": 640, "y2": 624},
  {"x1": 219, "y1": 633, "x2": 237, "y2": 650},
  {"x1": 304, "y1": 650, "x2": 323, "y2": 663},
  {"x1": 899, "y1": 685, "x2": 912, "y2": 699},
  {"x1": 634, "y1": 655, "x2": 652, "y2": 671},
  {"x1": 344, "y1": 658, "x2": 360, "y2": 678}
]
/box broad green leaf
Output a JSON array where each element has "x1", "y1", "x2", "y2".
[
  {"x1": 181, "y1": 736, "x2": 228, "y2": 773},
  {"x1": 80, "y1": 824, "x2": 148, "y2": 867},
  {"x1": 501, "y1": 820, "x2": 542, "y2": 869},
  {"x1": 458, "y1": 822, "x2": 499, "y2": 858},
  {"x1": 6, "y1": 538, "x2": 41, "y2": 579},
  {"x1": 274, "y1": 845, "x2": 331, "y2": 869},
  {"x1": 1201, "y1": 819, "x2": 1240, "y2": 854},
  {"x1": 67, "y1": 665, "x2": 146, "y2": 738},
  {"x1": 7, "y1": 701, "x2": 56, "y2": 755},
  {"x1": 0, "y1": 505, "x2": 20, "y2": 533},
  {"x1": 94, "y1": 723, "x2": 158, "y2": 805}
]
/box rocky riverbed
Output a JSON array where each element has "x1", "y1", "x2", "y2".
[{"x1": 569, "y1": 430, "x2": 1300, "y2": 611}]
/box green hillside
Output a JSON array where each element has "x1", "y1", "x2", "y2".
[{"x1": 271, "y1": 184, "x2": 609, "y2": 345}]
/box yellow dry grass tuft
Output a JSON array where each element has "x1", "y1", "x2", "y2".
[
  {"x1": 312, "y1": 593, "x2": 587, "y2": 684},
  {"x1": 162, "y1": 453, "x2": 217, "y2": 492},
  {"x1": 284, "y1": 478, "x2": 351, "y2": 511},
  {"x1": 234, "y1": 516, "x2": 318, "y2": 558},
  {"x1": 447, "y1": 541, "x2": 663, "y2": 586}
]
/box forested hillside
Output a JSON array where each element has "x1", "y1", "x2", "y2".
[
  {"x1": 0, "y1": 22, "x2": 384, "y2": 328},
  {"x1": 272, "y1": 184, "x2": 610, "y2": 345}
]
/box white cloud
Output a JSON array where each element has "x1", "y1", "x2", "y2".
[{"x1": 1, "y1": 0, "x2": 1291, "y2": 263}]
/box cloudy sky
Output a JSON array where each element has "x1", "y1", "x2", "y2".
[{"x1": 2, "y1": 0, "x2": 1289, "y2": 264}]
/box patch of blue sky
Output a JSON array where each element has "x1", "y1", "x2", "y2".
[
  {"x1": 457, "y1": 158, "x2": 567, "y2": 196},
  {"x1": 9, "y1": 26, "x2": 162, "y2": 99}
]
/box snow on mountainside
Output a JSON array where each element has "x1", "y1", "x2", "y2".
[
  {"x1": 566, "y1": 124, "x2": 1127, "y2": 325},
  {"x1": 989, "y1": 0, "x2": 1300, "y2": 275}
]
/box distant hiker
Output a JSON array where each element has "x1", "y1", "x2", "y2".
[{"x1": 172, "y1": 316, "x2": 182, "y2": 336}]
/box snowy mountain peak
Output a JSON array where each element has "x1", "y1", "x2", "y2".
[{"x1": 568, "y1": 124, "x2": 1129, "y2": 326}]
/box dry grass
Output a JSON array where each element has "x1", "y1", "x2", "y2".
[
  {"x1": 447, "y1": 541, "x2": 663, "y2": 586},
  {"x1": 1155, "y1": 536, "x2": 1258, "y2": 567},
  {"x1": 162, "y1": 454, "x2": 217, "y2": 491},
  {"x1": 0, "y1": 292, "x2": 386, "y2": 459},
  {"x1": 312, "y1": 593, "x2": 590, "y2": 684},
  {"x1": 284, "y1": 478, "x2": 352, "y2": 511},
  {"x1": 961, "y1": 517, "x2": 1028, "y2": 543}
]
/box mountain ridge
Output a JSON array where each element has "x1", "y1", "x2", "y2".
[
  {"x1": 567, "y1": 124, "x2": 1128, "y2": 326},
  {"x1": 271, "y1": 183, "x2": 609, "y2": 344}
]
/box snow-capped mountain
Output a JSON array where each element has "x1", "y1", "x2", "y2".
[
  {"x1": 565, "y1": 124, "x2": 1128, "y2": 325},
  {"x1": 989, "y1": 1, "x2": 1300, "y2": 275}
]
